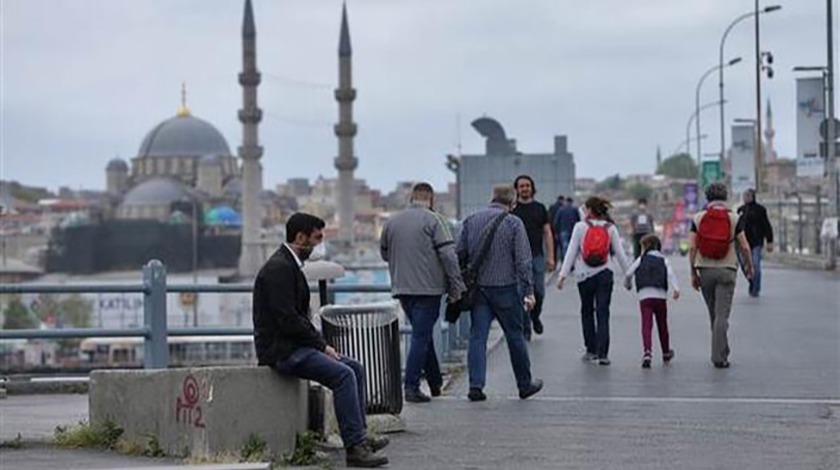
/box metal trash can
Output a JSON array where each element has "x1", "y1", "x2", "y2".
[{"x1": 321, "y1": 303, "x2": 403, "y2": 415}]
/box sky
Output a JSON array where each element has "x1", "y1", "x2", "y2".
[{"x1": 0, "y1": 0, "x2": 832, "y2": 195}]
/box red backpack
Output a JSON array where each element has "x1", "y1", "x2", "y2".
[
  {"x1": 582, "y1": 221, "x2": 611, "y2": 267},
  {"x1": 696, "y1": 206, "x2": 732, "y2": 259}
]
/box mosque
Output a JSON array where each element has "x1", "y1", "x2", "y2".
[{"x1": 93, "y1": 0, "x2": 359, "y2": 277}]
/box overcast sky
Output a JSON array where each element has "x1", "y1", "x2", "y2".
[{"x1": 0, "y1": 0, "x2": 832, "y2": 194}]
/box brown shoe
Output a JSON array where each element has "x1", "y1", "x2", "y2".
[{"x1": 346, "y1": 443, "x2": 388, "y2": 468}]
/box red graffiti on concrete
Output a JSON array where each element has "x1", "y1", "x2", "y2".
[{"x1": 175, "y1": 374, "x2": 205, "y2": 428}]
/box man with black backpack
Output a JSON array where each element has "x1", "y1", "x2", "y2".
[
  {"x1": 456, "y1": 184, "x2": 544, "y2": 402},
  {"x1": 689, "y1": 182, "x2": 753, "y2": 369}
]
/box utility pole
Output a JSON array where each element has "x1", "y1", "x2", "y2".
[
  {"x1": 827, "y1": 0, "x2": 838, "y2": 269},
  {"x1": 754, "y1": 0, "x2": 764, "y2": 193}
]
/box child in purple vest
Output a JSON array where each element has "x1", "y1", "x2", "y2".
[{"x1": 624, "y1": 234, "x2": 680, "y2": 368}]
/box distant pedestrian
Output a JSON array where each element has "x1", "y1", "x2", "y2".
[
  {"x1": 380, "y1": 182, "x2": 465, "y2": 403},
  {"x1": 624, "y1": 234, "x2": 680, "y2": 368},
  {"x1": 457, "y1": 184, "x2": 543, "y2": 402},
  {"x1": 548, "y1": 195, "x2": 565, "y2": 234},
  {"x1": 630, "y1": 198, "x2": 655, "y2": 258},
  {"x1": 689, "y1": 183, "x2": 753, "y2": 369},
  {"x1": 253, "y1": 213, "x2": 389, "y2": 468},
  {"x1": 557, "y1": 196, "x2": 630, "y2": 366},
  {"x1": 554, "y1": 196, "x2": 581, "y2": 264},
  {"x1": 736, "y1": 189, "x2": 774, "y2": 297},
  {"x1": 512, "y1": 175, "x2": 555, "y2": 339}
]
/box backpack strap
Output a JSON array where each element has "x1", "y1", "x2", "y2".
[{"x1": 465, "y1": 212, "x2": 507, "y2": 281}]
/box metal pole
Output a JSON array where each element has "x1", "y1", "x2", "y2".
[
  {"x1": 755, "y1": 0, "x2": 764, "y2": 193},
  {"x1": 798, "y1": 194, "x2": 804, "y2": 253},
  {"x1": 192, "y1": 198, "x2": 199, "y2": 327},
  {"x1": 827, "y1": 0, "x2": 838, "y2": 269},
  {"x1": 143, "y1": 259, "x2": 168, "y2": 369},
  {"x1": 816, "y1": 188, "x2": 823, "y2": 254}
]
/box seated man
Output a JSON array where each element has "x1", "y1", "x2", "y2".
[{"x1": 252, "y1": 213, "x2": 388, "y2": 468}]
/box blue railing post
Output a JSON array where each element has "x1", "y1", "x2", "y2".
[{"x1": 143, "y1": 260, "x2": 168, "y2": 369}]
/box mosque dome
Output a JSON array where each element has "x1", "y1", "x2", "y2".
[
  {"x1": 122, "y1": 178, "x2": 192, "y2": 206},
  {"x1": 106, "y1": 158, "x2": 129, "y2": 172},
  {"x1": 137, "y1": 113, "x2": 231, "y2": 158}
]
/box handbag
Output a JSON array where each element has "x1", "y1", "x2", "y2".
[{"x1": 445, "y1": 213, "x2": 508, "y2": 323}]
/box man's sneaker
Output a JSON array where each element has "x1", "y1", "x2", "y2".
[
  {"x1": 468, "y1": 388, "x2": 487, "y2": 402},
  {"x1": 598, "y1": 357, "x2": 611, "y2": 366},
  {"x1": 429, "y1": 384, "x2": 442, "y2": 397},
  {"x1": 663, "y1": 349, "x2": 675, "y2": 363},
  {"x1": 367, "y1": 435, "x2": 389, "y2": 453},
  {"x1": 713, "y1": 360, "x2": 730, "y2": 369},
  {"x1": 581, "y1": 352, "x2": 598, "y2": 362},
  {"x1": 518, "y1": 379, "x2": 544, "y2": 400},
  {"x1": 532, "y1": 317, "x2": 544, "y2": 335},
  {"x1": 346, "y1": 443, "x2": 388, "y2": 468},
  {"x1": 404, "y1": 388, "x2": 431, "y2": 403},
  {"x1": 642, "y1": 353, "x2": 652, "y2": 369}
]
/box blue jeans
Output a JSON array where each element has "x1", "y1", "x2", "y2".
[
  {"x1": 275, "y1": 348, "x2": 367, "y2": 448},
  {"x1": 737, "y1": 246, "x2": 764, "y2": 296},
  {"x1": 576, "y1": 269, "x2": 614, "y2": 358},
  {"x1": 468, "y1": 285, "x2": 533, "y2": 391},
  {"x1": 399, "y1": 295, "x2": 443, "y2": 392},
  {"x1": 749, "y1": 246, "x2": 762, "y2": 295},
  {"x1": 558, "y1": 231, "x2": 572, "y2": 262},
  {"x1": 523, "y1": 255, "x2": 546, "y2": 336}
]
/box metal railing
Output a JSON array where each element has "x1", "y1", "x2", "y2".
[{"x1": 0, "y1": 259, "x2": 470, "y2": 370}]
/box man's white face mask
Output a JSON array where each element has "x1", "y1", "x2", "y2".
[{"x1": 307, "y1": 242, "x2": 327, "y2": 262}]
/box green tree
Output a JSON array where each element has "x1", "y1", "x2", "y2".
[
  {"x1": 2, "y1": 297, "x2": 37, "y2": 329},
  {"x1": 656, "y1": 153, "x2": 698, "y2": 179},
  {"x1": 627, "y1": 183, "x2": 654, "y2": 202}
]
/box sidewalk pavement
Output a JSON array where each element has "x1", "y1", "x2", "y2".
[{"x1": 2, "y1": 259, "x2": 838, "y2": 469}]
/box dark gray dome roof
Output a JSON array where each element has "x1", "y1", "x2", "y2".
[
  {"x1": 138, "y1": 114, "x2": 231, "y2": 158},
  {"x1": 122, "y1": 178, "x2": 192, "y2": 206},
  {"x1": 106, "y1": 158, "x2": 129, "y2": 171}
]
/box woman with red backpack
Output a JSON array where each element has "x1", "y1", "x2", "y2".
[{"x1": 556, "y1": 196, "x2": 631, "y2": 365}]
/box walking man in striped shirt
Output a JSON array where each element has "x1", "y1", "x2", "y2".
[{"x1": 456, "y1": 184, "x2": 544, "y2": 402}]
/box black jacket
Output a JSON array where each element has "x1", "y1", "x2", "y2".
[
  {"x1": 737, "y1": 202, "x2": 774, "y2": 248},
  {"x1": 252, "y1": 245, "x2": 327, "y2": 366}
]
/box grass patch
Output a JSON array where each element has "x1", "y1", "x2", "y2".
[
  {"x1": 282, "y1": 431, "x2": 321, "y2": 466},
  {"x1": 241, "y1": 433, "x2": 269, "y2": 462},
  {"x1": 54, "y1": 421, "x2": 123, "y2": 450}
]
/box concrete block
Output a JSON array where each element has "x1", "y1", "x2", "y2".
[{"x1": 89, "y1": 366, "x2": 307, "y2": 459}]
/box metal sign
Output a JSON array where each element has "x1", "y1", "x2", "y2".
[
  {"x1": 731, "y1": 125, "x2": 756, "y2": 195},
  {"x1": 797, "y1": 77, "x2": 826, "y2": 177}
]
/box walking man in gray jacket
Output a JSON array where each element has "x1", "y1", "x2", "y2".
[{"x1": 381, "y1": 183, "x2": 466, "y2": 403}]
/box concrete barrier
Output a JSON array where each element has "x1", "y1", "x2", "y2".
[{"x1": 89, "y1": 367, "x2": 307, "y2": 459}]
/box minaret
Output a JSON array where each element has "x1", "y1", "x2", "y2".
[
  {"x1": 656, "y1": 145, "x2": 662, "y2": 170},
  {"x1": 764, "y1": 98, "x2": 777, "y2": 162},
  {"x1": 334, "y1": 2, "x2": 358, "y2": 247},
  {"x1": 238, "y1": 0, "x2": 264, "y2": 276}
]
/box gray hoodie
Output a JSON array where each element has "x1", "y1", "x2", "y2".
[{"x1": 380, "y1": 204, "x2": 465, "y2": 297}]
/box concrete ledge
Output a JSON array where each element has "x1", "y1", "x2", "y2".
[
  {"x1": 89, "y1": 366, "x2": 307, "y2": 459},
  {"x1": 766, "y1": 252, "x2": 832, "y2": 271}
]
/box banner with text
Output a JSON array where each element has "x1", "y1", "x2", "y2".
[
  {"x1": 730, "y1": 124, "x2": 756, "y2": 196},
  {"x1": 796, "y1": 76, "x2": 825, "y2": 177}
]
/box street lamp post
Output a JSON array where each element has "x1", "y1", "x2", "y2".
[
  {"x1": 718, "y1": 5, "x2": 781, "y2": 178},
  {"x1": 696, "y1": 58, "x2": 741, "y2": 169}
]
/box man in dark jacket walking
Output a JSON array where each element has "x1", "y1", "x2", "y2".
[
  {"x1": 737, "y1": 189, "x2": 774, "y2": 297},
  {"x1": 253, "y1": 213, "x2": 388, "y2": 468}
]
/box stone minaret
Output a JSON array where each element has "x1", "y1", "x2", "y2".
[
  {"x1": 334, "y1": 3, "x2": 358, "y2": 246},
  {"x1": 764, "y1": 98, "x2": 777, "y2": 162},
  {"x1": 238, "y1": 0, "x2": 264, "y2": 276}
]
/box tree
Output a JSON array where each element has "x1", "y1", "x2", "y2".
[
  {"x1": 627, "y1": 183, "x2": 654, "y2": 202},
  {"x1": 2, "y1": 297, "x2": 37, "y2": 329},
  {"x1": 656, "y1": 153, "x2": 698, "y2": 179}
]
